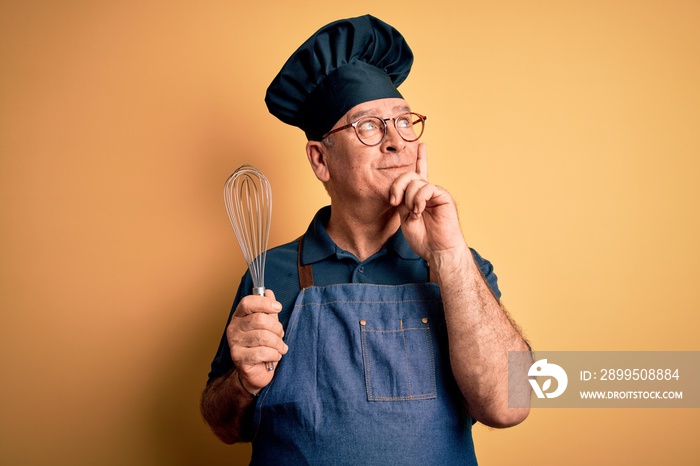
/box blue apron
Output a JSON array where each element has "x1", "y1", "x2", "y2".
[{"x1": 250, "y1": 247, "x2": 477, "y2": 465}]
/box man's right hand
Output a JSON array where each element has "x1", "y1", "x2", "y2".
[{"x1": 227, "y1": 289, "x2": 288, "y2": 394}]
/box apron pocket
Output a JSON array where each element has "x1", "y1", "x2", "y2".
[{"x1": 359, "y1": 317, "x2": 437, "y2": 401}]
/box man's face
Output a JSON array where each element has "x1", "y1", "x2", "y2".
[{"x1": 321, "y1": 98, "x2": 420, "y2": 205}]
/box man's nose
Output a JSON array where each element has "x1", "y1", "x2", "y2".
[{"x1": 381, "y1": 119, "x2": 405, "y2": 152}]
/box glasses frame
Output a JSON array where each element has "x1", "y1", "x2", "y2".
[{"x1": 322, "y1": 112, "x2": 427, "y2": 147}]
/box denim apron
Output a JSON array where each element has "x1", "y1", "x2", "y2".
[{"x1": 250, "y1": 246, "x2": 477, "y2": 465}]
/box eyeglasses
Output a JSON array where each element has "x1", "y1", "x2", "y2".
[{"x1": 322, "y1": 112, "x2": 427, "y2": 147}]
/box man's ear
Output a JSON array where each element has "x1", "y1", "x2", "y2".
[{"x1": 306, "y1": 141, "x2": 331, "y2": 183}]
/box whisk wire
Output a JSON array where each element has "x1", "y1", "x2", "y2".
[
  {"x1": 224, "y1": 165, "x2": 272, "y2": 294},
  {"x1": 224, "y1": 165, "x2": 274, "y2": 371}
]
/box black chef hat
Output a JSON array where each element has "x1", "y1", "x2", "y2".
[{"x1": 265, "y1": 15, "x2": 414, "y2": 141}]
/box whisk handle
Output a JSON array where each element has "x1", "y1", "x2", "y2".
[{"x1": 251, "y1": 286, "x2": 275, "y2": 372}]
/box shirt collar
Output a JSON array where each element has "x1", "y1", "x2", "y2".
[{"x1": 300, "y1": 206, "x2": 422, "y2": 265}]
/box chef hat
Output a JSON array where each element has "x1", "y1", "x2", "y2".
[{"x1": 265, "y1": 15, "x2": 414, "y2": 141}]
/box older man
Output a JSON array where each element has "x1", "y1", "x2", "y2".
[{"x1": 201, "y1": 15, "x2": 530, "y2": 465}]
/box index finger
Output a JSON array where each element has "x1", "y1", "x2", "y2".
[
  {"x1": 416, "y1": 142, "x2": 428, "y2": 180},
  {"x1": 234, "y1": 290, "x2": 282, "y2": 317}
]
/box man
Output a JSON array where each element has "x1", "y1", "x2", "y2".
[{"x1": 201, "y1": 15, "x2": 530, "y2": 465}]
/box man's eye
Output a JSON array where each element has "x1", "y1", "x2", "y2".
[
  {"x1": 358, "y1": 119, "x2": 380, "y2": 132},
  {"x1": 396, "y1": 116, "x2": 412, "y2": 128}
]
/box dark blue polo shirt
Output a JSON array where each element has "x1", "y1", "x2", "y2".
[{"x1": 207, "y1": 206, "x2": 501, "y2": 384}]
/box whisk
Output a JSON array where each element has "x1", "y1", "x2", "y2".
[{"x1": 224, "y1": 164, "x2": 274, "y2": 371}]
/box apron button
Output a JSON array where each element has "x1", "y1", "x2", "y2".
[
  {"x1": 421, "y1": 317, "x2": 428, "y2": 324},
  {"x1": 359, "y1": 320, "x2": 367, "y2": 326}
]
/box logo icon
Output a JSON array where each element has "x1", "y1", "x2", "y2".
[{"x1": 528, "y1": 359, "x2": 568, "y2": 399}]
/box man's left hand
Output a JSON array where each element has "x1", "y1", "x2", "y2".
[{"x1": 389, "y1": 143, "x2": 468, "y2": 266}]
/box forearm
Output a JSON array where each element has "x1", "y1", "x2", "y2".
[
  {"x1": 433, "y1": 246, "x2": 530, "y2": 427},
  {"x1": 200, "y1": 369, "x2": 257, "y2": 444}
]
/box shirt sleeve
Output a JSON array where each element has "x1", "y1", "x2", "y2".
[
  {"x1": 205, "y1": 273, "x2": 252, "y2": 385},
  {"x1": 469, "y1": 248, "x2": 501, "y2": 300}
]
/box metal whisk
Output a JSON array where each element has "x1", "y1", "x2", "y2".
[{"x1": 224, "y1": 164, "x2": 274, "y2": 371}]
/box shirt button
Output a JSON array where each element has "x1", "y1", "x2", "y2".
[
  {"x1": 358, "y1": 266, "x2": 364, "y2": 273},
  {"x1": 359, "y1": 320, "x2": 367, "y2": 326},
  {"x1": 421, "y1": 317, "x2": 428, "y2": 324}
]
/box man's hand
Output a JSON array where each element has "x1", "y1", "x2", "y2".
[
  {"x1": 389, "y1": 143, "x2": 468, "y2": 266},
  {"x1": 389, "y1": 143, "x2": 530, "y2": 427},
  {"x1": 227, "y1": 289, "x2": 288, "y2": 394}
]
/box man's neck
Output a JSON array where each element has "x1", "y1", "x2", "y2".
[{"x1": 326, "y1": 201, "x2": 400, "y2": 262}]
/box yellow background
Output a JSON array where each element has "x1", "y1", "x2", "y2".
[{"x1": 1, "y1": 1, "x2": 698, "y2": 465}]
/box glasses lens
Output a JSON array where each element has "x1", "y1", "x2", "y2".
[
  {"x1": 355, "y1": 117, "x2": 386, "y2": 146},
  {"x1": 395, "y1": 113, "x2": 424, "y2": 142}
]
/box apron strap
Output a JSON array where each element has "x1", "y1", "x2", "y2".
[{"x1": 297, "y1": 237, "x2": 314, "y2": 289}]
